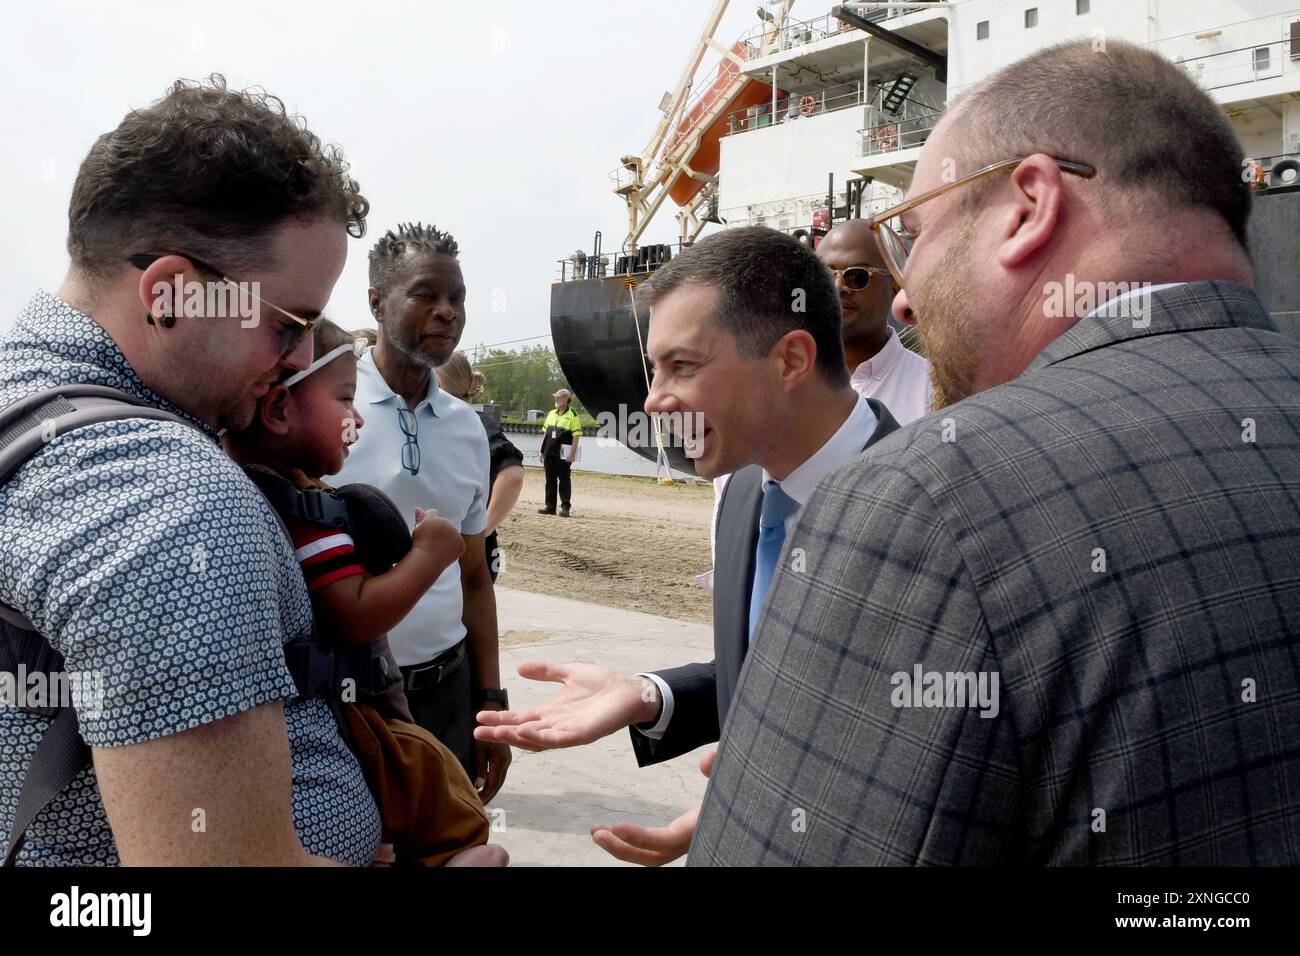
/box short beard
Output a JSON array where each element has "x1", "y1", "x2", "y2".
[
  {"x1": 383, "y1": 321, "x2": 441, "y2": 369},
  {"x1": 910, "y1": 215, "x2": 981, "y2": 410},
  {"x1": 218, "y1": 397, "x2": 257, "y2": 435}
]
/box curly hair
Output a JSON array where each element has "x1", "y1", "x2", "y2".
[
  {"x1": 368, "y1": 222, "x2": 459, "y2": 298},
  {"x1": 67, "y1": 74, "x2": 369, "y2": 279}
]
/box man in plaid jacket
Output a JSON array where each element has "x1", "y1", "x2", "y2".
[{"x1": 691, "y1": 40, "x2": 1300, "y2": 865}]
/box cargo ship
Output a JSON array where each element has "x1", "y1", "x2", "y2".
[{"x1": 551, "y1": 0, "x2": 1300, "y2": 475}]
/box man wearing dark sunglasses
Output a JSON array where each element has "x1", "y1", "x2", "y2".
[
  {"x1": 817, "y1": 220, "x2": 931, "y2": 425},
  {"x1": 694, "y1": 39, "x2": 1300, "y2": 866}
]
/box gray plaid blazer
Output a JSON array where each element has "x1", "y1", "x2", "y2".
[{"x1": 690, "y1": 280, "x2": 1300, "y2": 866}]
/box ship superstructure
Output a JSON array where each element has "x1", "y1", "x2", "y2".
[{"x1": 553, "y1": 1, "x2": 1300, "y2": 473}]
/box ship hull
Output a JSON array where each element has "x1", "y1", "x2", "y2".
[{"x1": 550, "y1": 275, "x2": 699, "y2": 476}]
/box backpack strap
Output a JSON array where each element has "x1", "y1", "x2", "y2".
[
  {"x1": 0, "y1": 614, "x2": 84, "y2": 866},
  {"x1": 0, "y1": 384, "x2": 186, "y2": 484},
  {"x1": 0, "y1": 385, "x2": 189, "y2": 866},
  {"x1": 241, "y1": 464, "x2": 350, "y2": 532},
  {"x1": 237, "y1": 466, "x2": 403, "y2": 729}
]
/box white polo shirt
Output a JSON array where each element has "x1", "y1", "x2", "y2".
[{"x1": 332, "y1": 348, "x2": 489, "y2": 666}]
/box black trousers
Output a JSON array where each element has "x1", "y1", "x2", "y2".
[
  {"x1": 398, "y1": 640, "x2": 475, "y2": 782},
  {"x1": 543, "y1": 454, "x2": 572, "y2": 511}
]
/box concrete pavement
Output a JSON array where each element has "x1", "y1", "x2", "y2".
[{"x1": 484, "y1": 587, "x2": 714, "y2": 867}]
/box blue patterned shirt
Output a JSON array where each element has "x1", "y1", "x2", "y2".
[{"x1": 0, "y1": 291, "x2": 381, "y2": 865}]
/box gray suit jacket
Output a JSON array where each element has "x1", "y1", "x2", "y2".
[
  {"x1": 630, "y1": 398, "x2": 900, "y2": 766},
  {"x1": 690, "y1": 281, "x2": 1300, "y2": 865}
]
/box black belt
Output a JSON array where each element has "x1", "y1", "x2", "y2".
[{"x1": 401, "y1": 639, "x2": 467, "y2": 692}]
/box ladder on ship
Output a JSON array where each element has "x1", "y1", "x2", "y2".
[{"x1": 880, "y1": 71, "x2": 918, "y2": 116}]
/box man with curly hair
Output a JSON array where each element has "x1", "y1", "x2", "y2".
[
  {"x1": 333, "y1": 222, "x2": 512, "y2": 804},
  {"x1": 0, "y1": 76, "x2": 388, "y2": 865}
]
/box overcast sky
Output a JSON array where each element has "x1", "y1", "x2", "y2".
[{"x1": 1, "y1": 0, "x2": 812, "y2": 353}]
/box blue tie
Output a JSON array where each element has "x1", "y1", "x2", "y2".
[{"x1": 748, "y1": 481, "x2": 798, "y2": 643}]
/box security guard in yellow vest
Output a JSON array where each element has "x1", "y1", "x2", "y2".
[{"x1": 539, "y1": 389, "x2": 582, "y2": 516}]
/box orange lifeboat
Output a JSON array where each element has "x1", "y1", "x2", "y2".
[{"x1": 666, "y1": 42, "x2": 782, "y2": 207}]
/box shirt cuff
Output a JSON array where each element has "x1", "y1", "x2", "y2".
[{"x1": 632, "y1": 672, "x2": 674, "y2": 740}]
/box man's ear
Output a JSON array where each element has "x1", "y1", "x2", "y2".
[
  {"x1": 774, "y1": 329, "x2": 818, "y2": 394},
  {"x1": 368, "y1": 288, "x2": 383, "y2": 321},
  {"x1": 258, "y1": 385, "x2": 294, "y2": 436},
  {"x1": 996, "y1": 153, "x2": 1064, "y2": 270},
  {"x1": 138, "y1": 254, "x2": 197, "y2": 323}
]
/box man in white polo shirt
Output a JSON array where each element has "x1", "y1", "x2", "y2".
[{"x1": 333, "y1": 222, "x2": 510, "y2": 802}]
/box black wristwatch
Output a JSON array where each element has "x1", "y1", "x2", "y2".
[{"x1": 475, "y1": 688, "x2": 509, "y2": 709}]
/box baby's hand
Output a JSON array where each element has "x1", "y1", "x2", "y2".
[{"x1": 412, "y1": 507, "x2": 465, "y2": 565}]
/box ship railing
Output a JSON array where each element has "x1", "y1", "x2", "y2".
[
  {"x1": 739, "y1": 8, "x2": 890, "y2": 50},
  {"x1": 649, "y1": 37, "x2": 765, "y2": 172},
  {"x1": 859, "y1": 107, "x2": 942, "y2": 156},
  {"x1": 724, "y1": 79, "x2": 866, "y2": 135},
  {"x1": 1172, "y1": 34, "x2": 1300, "y2": 94},
  {"x1": 556, "y1": 241, "x2": 691, "y2": 284},
  {"x1": 556, "y1": 215, "x2": 871, "y2": 283}
]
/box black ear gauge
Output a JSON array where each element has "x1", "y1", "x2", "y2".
[
  {"x1": 160, "y1": 313, "x2": 175, "y2": 329},
  {"x1": 146, "y1": 313, "x2": 156, "y2": 326}
]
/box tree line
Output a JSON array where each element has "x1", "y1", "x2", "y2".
[{"x1": 469, "y1": 344, "x2": 586, "y2": 419}]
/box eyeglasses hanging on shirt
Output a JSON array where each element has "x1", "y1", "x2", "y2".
[{"x1": 398, "y1": 406, "x2": 420, "y2": 476}]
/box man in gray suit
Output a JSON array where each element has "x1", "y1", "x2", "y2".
[
  {"x1": 476, "y1": 227, "x2": 898, "y2": 864},
  {"x1": 692, "y1": 39, "x2": 1300, "y2": 865}
]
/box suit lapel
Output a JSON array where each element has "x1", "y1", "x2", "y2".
[
  {"x1": 713, "y1": 465, "x2": 763, "y2": 712},
  {"x1": 863, "y1": 398, "x2": 900, "y2": 448}
]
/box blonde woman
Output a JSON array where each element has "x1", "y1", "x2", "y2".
[{"x1": 436, "y1": 352, "x2": 524, "y2": 582}]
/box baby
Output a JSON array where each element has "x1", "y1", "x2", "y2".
[{"x1": 225, "y1": 318, "x2": 505, "y2": 867}]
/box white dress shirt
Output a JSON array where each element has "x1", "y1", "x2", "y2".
[
  {"x1": 850, "y1": 326, "x2": 931, "y2": 426},
  {"x1": 331, "y1": 348, "x2": 489, "y2": 666},
  {"x1": 642, "y1": 396, "x2": 879, "y2": 737}
]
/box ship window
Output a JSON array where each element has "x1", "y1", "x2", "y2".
[
  {"x1": 1025, "y1": 9, "x2": 1038, "y2": 29},
  {"x1": 1076, "y1": 0, "x2": 1090, "y2": 14},
  {"x1": 1254, "y1": 47, "x2": 1270, "y2": 72},
  {"x1": 977, "y1": 20, "x2": 989, "y2": 40}
]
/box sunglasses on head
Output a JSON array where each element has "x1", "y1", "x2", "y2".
[{"x1": 830, "y1": 265, "x2": 892, "y2": 292}]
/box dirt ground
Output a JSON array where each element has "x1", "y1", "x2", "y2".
[{"x1": 493, "y1": 468, "x2": 716, "y2": 625}]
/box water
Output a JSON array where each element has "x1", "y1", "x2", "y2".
[{"x1": 507, "y1": 431, "x2": 697, "y2": 480}]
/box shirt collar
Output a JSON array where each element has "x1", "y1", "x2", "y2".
[
  {"x1": 8, "y1": 290, "x2": 220, "y2": 441},
  {"x1": 761, "y1": 395, "x2": 878, "y2": 506},
  {"x1": 1083, "y1": 281, "x2": 1185, "y2": 318},
  {"x1": 358, "y1": 347, "x2": 445, "y2": 417},
  {"x1": 850, "y1": 327, "x2": 904, "y2": 386}
]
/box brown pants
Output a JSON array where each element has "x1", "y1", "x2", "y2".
[{"x1": 341, "y1": 702, "x2": 489, "y2": 866}]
